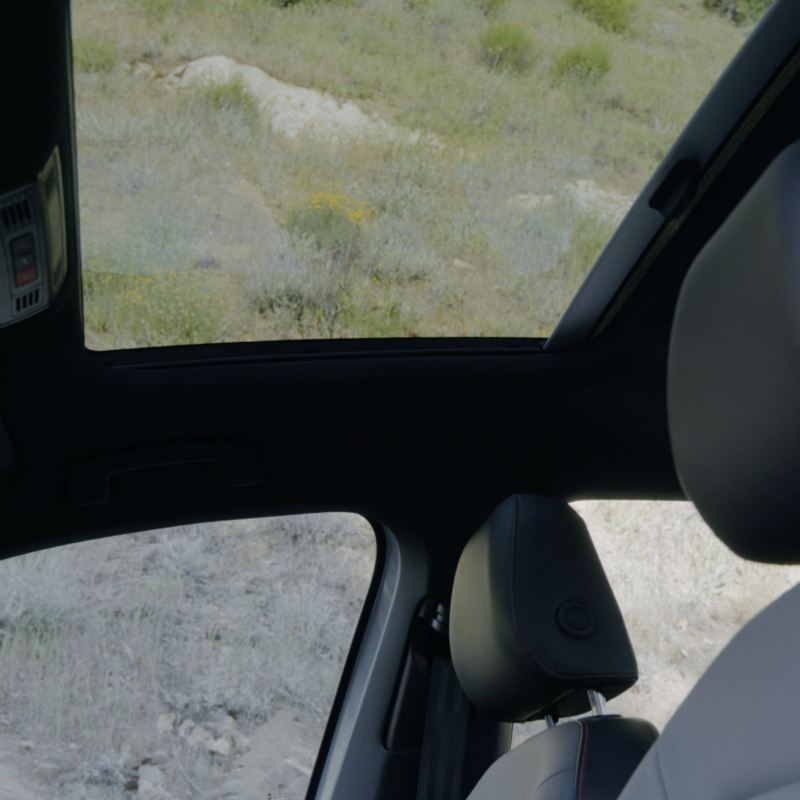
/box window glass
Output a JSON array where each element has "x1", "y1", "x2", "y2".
[
  {"x1": 514, "y1": 499, "x2": 800, "y2": 744},
  {"x1": 73, "y1": 0, "x2": 771, "y2": 349},
  {"x1": 0, "y1": 513, "x2": 375, "y2": 800}
]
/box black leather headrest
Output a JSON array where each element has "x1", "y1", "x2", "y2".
[
  {"x1": 449, "y1": 495, "x2": 637, "y2": 722},
  {"x1": 668, "y1": 143, "x2": 800, "y2": 563}
]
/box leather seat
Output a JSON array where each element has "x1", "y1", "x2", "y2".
[
  {"x1": 617, "y1": 142, "x2": 800, "y2": 798},
  {"x1": 450, "y1": 494, "x2": 658, "y2": 800}
]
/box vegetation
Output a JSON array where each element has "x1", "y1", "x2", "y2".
[
  {"x1": 554, "y1": 42, "x2": 612, "y2": 83},
  {"x1": 571, "y1": 0, "x2": 636, "y2": 33},
  {"x1": 198, "y1": 75, "x2": 260, "y2": 131},
  {"x1": 70, "y1": 0, "x2": 757, "y2": 349},
  {"x1": 83, "y1": 269, "x2": 235, "y2": 348},
  {"x1": 478, "y1": 23, "x2": 535, "y2": 72},
  {"x1": 477, "y1": 0, "x2": 511, "y2": 17},
  {"x1": 0, "y1": 514, "x2": 376, "y2": 799},
  {"x1": 703, "y1": 0, "x2": 772, "y2": 25},
  {"x1": 72, "y1": 35, "x2": 116, "y2": 73}
]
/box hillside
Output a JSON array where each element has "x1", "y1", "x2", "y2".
[{"x1": 70, "y1": 0, "x2": 756, "y2": 347}]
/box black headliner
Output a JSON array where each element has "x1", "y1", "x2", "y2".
[{"x1": 1, "y1": 1, "x2": 798, "y2": 561}]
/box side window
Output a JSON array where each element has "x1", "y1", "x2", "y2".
[
  {"x1": 515, "y1": 500, "x2": 800, "y2": 743},
  {"x1": 0, "y1": 514, "x2": 376, "y2": 799}
]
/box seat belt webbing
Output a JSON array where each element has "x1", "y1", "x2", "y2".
[{"x1": 416, "y1": 653, "x2": 472, "y2": 800}]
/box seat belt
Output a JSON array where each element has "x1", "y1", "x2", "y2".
[{"x1": 416, "y1": 603, "x2": 473, "y2": 800}]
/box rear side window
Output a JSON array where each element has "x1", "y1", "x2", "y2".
[{"x1": 0, "y1": 513, "x2": 375, "y2": 799}]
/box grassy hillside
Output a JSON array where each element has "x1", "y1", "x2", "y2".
[{"x1": 71, "y1": 0, "x2": 755, "y2": 347}]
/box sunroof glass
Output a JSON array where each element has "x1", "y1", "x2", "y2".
[{"x1": 73, "y1": 0, "x2": 770, "y2": 350}]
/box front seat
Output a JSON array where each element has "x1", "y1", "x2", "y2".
[
  {"x1": 450, "y1": 494, "x2": 658, "y2": 799},
  {"x1": 617, "y1": 143, "x2": 800, "y2": 798}
]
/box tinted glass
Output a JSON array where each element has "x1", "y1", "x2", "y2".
[{"x1": 73, "y1": 0, "x2": 770, "y2": 348}]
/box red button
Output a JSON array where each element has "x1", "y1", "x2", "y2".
[
  {"x1": 14, "y1": 266, "x2": 37, "y2": 287},
  {"x1": 9, "y1": 234, "x2": 38, "y2": 287}
]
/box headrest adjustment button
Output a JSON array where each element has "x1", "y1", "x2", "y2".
[{"x1": 557, "y1": 601, "x2": 595, "y2": 638}]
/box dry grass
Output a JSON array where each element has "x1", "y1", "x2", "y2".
[
  {"x1": 0, "y1": 514, "x2": 375, "y2": 799},
  {"x1": 72, "y1": 0, "x2": 753, "y2": 347}
]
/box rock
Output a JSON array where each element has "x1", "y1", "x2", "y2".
[
  {"x1": 166, "y1": 55, "x2": 441, "y2": 148},
  {"x1": 208, "y1": 737, "x2": 233, "y2": 757},
  {"x1": 156, "y1": 713, "x2": 176, "y2": 734},
  {"x1": 137, "y1": 765, "x2": 176, "y2": 799},
  {"x1": 139, "y1": 765, "x2": 164, "y2": 788}
]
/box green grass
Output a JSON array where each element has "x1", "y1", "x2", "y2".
[
  {"x1": 571, "y1": 0, "x2": 636, "y2": 33},
  {"x1": 83, "y1": 270, "x2": 237, "y2": 348},
  {"x1": 72, "y1": 35, "x2": 116, "y2": 73},
  {"x1": 198, "y1": 75, "x2": 260, "y2": 131},
  {"x1": 554, "y1": 42, "x2": 611, "y2": 83},
  {"x1": 478, "y1": 23, "x2": 535, "y2": 72}
]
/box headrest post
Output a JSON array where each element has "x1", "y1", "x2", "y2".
[{"x1": 587, "y1": 689, "x2": 608, "y2": 717}]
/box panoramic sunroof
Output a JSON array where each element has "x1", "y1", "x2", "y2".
[{"x1": 72, "y1": 0, "x2": 768, "y2": 350}]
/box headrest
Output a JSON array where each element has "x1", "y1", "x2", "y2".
[
  {"x1": 449, "y1": 495, "x2": 637, "y2": 722},
  {"x1": 668, "y1": 142, "x2": 800, "y2": 563}
]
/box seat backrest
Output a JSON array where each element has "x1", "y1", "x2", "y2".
[
  {"x1": 620, "y1": 142, "x2": 800, "y2": 798},
  {"x1": 619, "y1": 583, "x2": 800, "y2": 800}
]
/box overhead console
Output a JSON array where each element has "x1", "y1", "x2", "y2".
[{"x1": 0, "y1": 147, "x2": 67, "y2": 327}]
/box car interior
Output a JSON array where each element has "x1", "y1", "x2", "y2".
[{"x1": 2, "y1": 0, "x2": 800, "y2": 798}]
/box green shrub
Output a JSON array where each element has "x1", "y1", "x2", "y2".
[
  {"x1": 73, "y1": 36, "x2": 117, "y2": 74},
  {"x1": 198, "y1": 76, "x2": 260, "y2": 130},
  {"x1": 478, "y1": 23, "x2": 535, "y2": 73},
  {"x1": 703, "y1": 0, "x2": 772, "y2": 25},
  {"x1": 286, "y1": 192, "x2": 367, "y2": 265},
  {"x1": 554, "y1": 42, "x2": 611, "y2": 83},
  {"x1": 571, "y1": 0, "x2": 636, "y2": 33}
]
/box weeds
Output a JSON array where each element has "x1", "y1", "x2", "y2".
[
  {"x1": 478, "y1": 23, "x2": 535, "y2": 73},
  {"x1": 571, "y1": 0, "x2": 636, "y2": 33},
  {"x1": 71, "y1": 0, "x2": 754, "y2": 347},
  {"x1": 477, "y1": 0, "x2": 511, "y2": 17},
  {"x1": 0, "y1": 515, "x2": 376, "y2": 798},
  {"x1": 73, "y1": 36, "x2": 116, "y2": 73},
  {"x1": 83, "y1": 270, "x2": 235, "y2": 347},
  {"x1": 554, "y1": 42, "x2": 611, "y2": 83},
  {"x1": 197, "y1": 75, "x2": 260, "y2": 132},
  {"x1": 703, "y1": 0, "x2": 772, "y2": 25}
]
